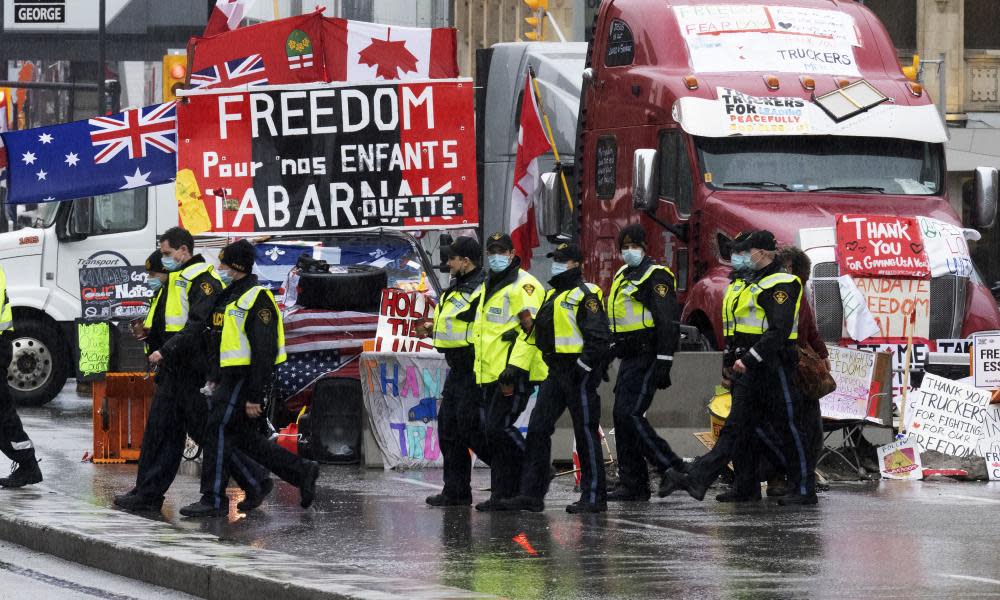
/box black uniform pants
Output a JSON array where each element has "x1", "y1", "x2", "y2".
[
  {"x1": 612, "y1": 352, "x2": 682, "y2": 490},
  {"x1": 686, "y1": 377, "x2": 787, "y2": 496},
  {"x1": 521, "y1": 359, "x2": 606, "y2": 505},
  {"x1": 200, "y1": 375, "x2": 310, "y2": 508},
  {"x1": 729, "y1": 361, "x2": 816, "y2": 497},
  {"x1": 133, "y1": 367, "x2": 269, "y2": 502},
  {"x1": 482, "y1": 380, "x2": 529, "y2": 500},
  {"x1": 437, "y1": 367, "x2": 491, "y2": 499},
  {"x1": 0, "y1": 345, "x2": 34, "y2": 465}
]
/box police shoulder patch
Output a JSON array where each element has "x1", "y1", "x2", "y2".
[
  {"x1": 522, "y1": 283, "x2": 535, "y2": 296},
  {"x1": 585, "y1": 297, "x2": 600, "y2": 313},
  {"x1": 200, "y1": 282, "x2": 214, "y2": 295},
  {"x1": 654, "y1": 283, "x2": 668, "y2": 297},
  {"x1": 773, "y1": 290, "x2": 789, "y2": 305},
  {"x1": 258, "y1": 308, "x2": 272, "y2": 324}
]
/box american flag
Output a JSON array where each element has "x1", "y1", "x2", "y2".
[
  {"x1": 88, "y1": 102, "x2": 177, "y2": 164},
  {"x1": 283, "y1": 307, "x2": 379, "y2": 354},
  {"x1": 190, "y1": 54, "x2": 269, "y2": 89}
]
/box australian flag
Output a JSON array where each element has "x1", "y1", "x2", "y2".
[{"x1": 1, "y1": 101, "x2": 177, "y2": 204}]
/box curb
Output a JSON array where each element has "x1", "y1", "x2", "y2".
[{"x1": 0, "y1": 486, "x2": 492, "y2": 600}]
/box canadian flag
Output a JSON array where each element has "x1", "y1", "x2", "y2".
[
  {"x1": 509, "y1": 74, "x2": 550, "y2": 269},
  {"x1": 323, "y1": 18, "x2": 458, "y2": 81},
  {"x1": 203, "y1": 0, "x2": 257, "y2": 37}
]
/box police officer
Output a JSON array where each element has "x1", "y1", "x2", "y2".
[
  {"x1": 0, "y1": 264, "x2": 42, "y2": 488},
  {"x1": 424, "y1": 236, "x2": 491, "y2": 507},
  {"x1": 116, "y1": 230, "x2": 270, "y2": 512},
  {"x1": 471, "y1": 232, "x2": 543, "y2": 512},
  {"x1": 181, "y1": 240, "x2": 319, "y2": 517},
  {"x1": 665, "y1": 231, "x2": 815, "y2": 504},
  {"x1": 503, "y1": 243, "x2": 611, "y2": 514},
  {"x1": 607, "y1": 224, "x2": 685, "y2": 501}
]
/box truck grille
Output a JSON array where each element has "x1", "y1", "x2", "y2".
[{"x1": 809, "y1": 262, "x2": 967, "y2": 342}]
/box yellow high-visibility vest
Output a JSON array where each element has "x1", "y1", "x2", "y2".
[
  {"x1": 551, "y1": 283, "x2": 603, "y2": 353},
  {"x1": 0, "y1": 267, "x2": 13, "y2": 332},
  {"x1": 432, "y1": 283, "x2": 482, "y2": 349},
  {"x1": 472, "y1": 269, "x2": 543, "y2": 385},
  {"x1": 608, "y1": 263, "x2": 675, "y2": 333},
  {"x1": 721, "y1": 278, "x2": 747, "y2": 338},
  {"x1": 732, "y1": 272, "x2": 801, "y2": 340},
  {"x1": 219, "y1": 285, "x2": 287, "y2": 367},
  {"x1": 163, "y1": 263, "x2": 221, "y2": 332}
]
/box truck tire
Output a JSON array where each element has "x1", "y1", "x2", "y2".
[
  {"x1": 296, "y1": 267, "x2": 388, "y2": 312},
  {"x1": 7, "y1": 319, "x2": 69, "y2": 407}
]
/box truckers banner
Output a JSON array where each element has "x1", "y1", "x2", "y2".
[
  {"x1": 835, "y1": 214, "x2": 930, "y2": 279},
  {"x1": 176, "y1": 80, "x2": 478, "y2": 234}
]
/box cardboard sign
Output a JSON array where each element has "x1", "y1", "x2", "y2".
[
  {"x1": 853, "y1": 277, "x2": 930, "y2": 340},
  {"x1": 851, "y1": 338, "x2": 971, "y2": 404},
  {"x1": 78, "y1": 265, "x2": 153, "y2": 320},
  {"x1": 176, "y1": 80, "x2": 478, "y2": 234},
  {"x1": 878, "y1": 437, "x2": 923, "y2": 481},
  {"x1": 360, "y1": 352, "x2": 537, "y2": 469},
  {"x1": 374, "y1": 288, "x2": 436, "y2": 353},
  {"x1": 76, "y1": 321, "x2": 110, "y2": 381},
  {"x1": 973, "y1": 333, "x2": 1000, "y2": 390},
  {"x1": 822, "y1": 346, "x2": 877, "y2": 421},
  {"x1": 717, "y1": 87, "x2": 810, "y2": 135},
  {"x1": 905, "y1": 373, "x2": 992, "y2": 458},
  {"x1": 836, "y1": 215, "x2": 930, "y2": 278},
  {"x1": 674, "y1": 4, "x2": 861, "y2": 76},
  {"x1": 984, "y1": 452, "x2": 1000, "y2": 481}
]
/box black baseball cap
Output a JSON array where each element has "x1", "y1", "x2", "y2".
[
  {"x1": 445, "y1": 236, "x2": 481, "y2": 261},
  {"x1": 485, "y1": 232, "x2": 514, "y2": 252},
  {"x1": 731, "y1": 230, "x2": 777, "y2": 252},
  {"x1": 219, "y1": 239, "x2": 255, "y2": 273},
  {"x1": 144, "y1": 250, "x2": 166, "y2": 274},
  {"x1": 547, "y1": 243, "x2": 583, "y2": 262}
]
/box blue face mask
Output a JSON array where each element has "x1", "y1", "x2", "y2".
[
  {"x1": 147, "y1": 277, "x2": 162, "y2": 293},
  {"x1": 731, "y1": 252, "x2": 752, "y2": 270},
  {"x1": 621, "y1": 248, "x2": 644, "y2": 268},
  {"x1": 161, "y1": 256, "x2": 180, "y2": 272},
  {"x1": 488, "y1": 254, "x2": 511, "y2": 273},
  {"x1": 550, "y1": 261, "x2": 569, "y2": 277},
  {"x1": 218, "y1": 269, "x2": 233, "y2": 286}
]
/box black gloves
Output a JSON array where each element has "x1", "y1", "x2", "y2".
[
  {"x1": 500, "y1": 328, "x2": 519, "y2": 343},
  {"x1": 499, "y1": 364, "x2": 525, "y2": 386},
  {"x1": 654, "y1": 357, "x2": 673, "y2": 390}
]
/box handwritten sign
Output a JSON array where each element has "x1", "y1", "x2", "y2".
[
  {"x1": 984, "y1": 452, "x2": 1000, "y2": 481},
  {"x1": 853, "y1": 277, "x2": 930, "y2": 340},
  {"x1": 917, "y1": 216, "x2": 975, "y2": 279},
  {"x1": 76, "y1": 321, "x2": 110, "y2": 380},
  {"x1": 822, "y1": 346, "x2": 877, "y2": 420},
  {"x1": 595, "y1": 137, "x2": 617, "y2": 199},
  {"x1": 836, "y1": 214, "x2": 930, "y2": 278},
  {"x1": 877, "y1": 437, "x2": 923, "y2": 481},
  {"x1": 605, "y1": 19, "x2": 635, "y2": 67},
  {"x1": 374, "y1": 288, "x2": 436, "y2": 353},
  {"x1": 852, "y1": 338, "x2": 971, "y2": 404},
  {"x1": 905, "y1": 373, "x2": 992, "y2": 458},
  {"x1": 79, "y1": 266, "x2": 154, "y2": 320}
]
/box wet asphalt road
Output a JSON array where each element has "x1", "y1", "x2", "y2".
[{"x1": 8, "y1": 384, "x2": 1000, "y2": 600}]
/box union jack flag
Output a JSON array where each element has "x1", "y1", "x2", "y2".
[
  {"x1": 88, "y1": 102, "x2": 177, "y2": 164},
  {"x1": 189, "y1": 54, "x2": 269, "y2": 89}
]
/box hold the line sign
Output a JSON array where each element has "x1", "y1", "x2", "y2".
[{"x1": 176, "y1": 80, "x2": 478, "y2": 234}]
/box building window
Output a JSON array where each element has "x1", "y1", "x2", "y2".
[
  {"x1": 966, "y1": 0, "x2": 1000, "y2": 50},
  {"x1": 864, "y1": 0, "x2": 917, "y2": 50}
]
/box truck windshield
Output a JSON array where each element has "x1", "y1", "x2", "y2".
[
  {"x1": 696, "y1": 136, "x2": 942, "y2": 195},
  {"x1": 11, "y1": 202, "x2": 60, "y2": 230}
]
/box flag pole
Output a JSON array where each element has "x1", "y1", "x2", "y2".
[{"x1": 528, "y1": 67, "x2": 574, "y2": 212}]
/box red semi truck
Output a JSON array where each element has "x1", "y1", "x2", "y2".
[{"x1": 535, "y1": 0, "x2": 1000, "y2": 352}]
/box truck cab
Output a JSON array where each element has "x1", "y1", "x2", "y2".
[{"x1": 549, "y1": 0, "x2": 1000, "y2": 350}]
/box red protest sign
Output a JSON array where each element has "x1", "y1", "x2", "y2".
[
  {"x1": 374, "y1": 288, "x2": 437, "y2": 353},
  {"x1": 176, "y1": 80, "x2": 478, "y2": 234},
  {"x1": 835, "y1": 214, "x2": 930, "y2": 278}
]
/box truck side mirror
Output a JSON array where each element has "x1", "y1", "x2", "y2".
[
  {"x1": 973, "y1": 166, "x2": 998, "y2": 229},
  {"x1": 632, "y1": 149, "x2": 659, "y2": 212},
  {"x1": 438, "y1": 233, "x2": 453, "y2": 273},
  {"x1": 537, "y1": 171, "x2": 561, "y2": 237}
]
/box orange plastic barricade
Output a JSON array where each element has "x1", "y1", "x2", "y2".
[{"x1": 92, "y1": 373, "x2": 155, "y2": 464}]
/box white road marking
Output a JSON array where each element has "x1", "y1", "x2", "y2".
[
  {"x1": 392, "y1": 476, "x2": 442, "y2": 491},
  {"x1": 937, "y1": 494, "x2": 1000, "y2": 505},
  {"x1": 941, "y1": 574, "x2": 1000, "y2": 585},
  {"x1": 605, "y1": 517, "x2": 698, "y2": 536}
]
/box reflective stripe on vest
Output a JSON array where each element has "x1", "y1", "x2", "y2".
[
  {"x1": 732, "y1": 272, "x2": 801, "y2": 340},
  {"x1": 722, "y1": 279, "x2": 747, "y2": 338},
  {"x1": 0, "y1": 267, "x2": 12, "y2": 332},
  {"x1": 164, "y1": 263, "x2": 219, "y2": 331},
  {"x1": 143, "y1": 287, "x2": 165, "y2": 329},
  {"x1": 219, "y1": 286, "x2": 287, "y2": 367},
  {"x1": 553, "y1": 283, "x2": 603, "y2": 353},
  {"x1": 472, "y1": 269, "x2": 543, "y2": 384},
  {"x1": 433, "y1": 285, "x2": 481, "y2": 348},
  {"x1": 608, "y1": 264, "x2": 675, "y2": 333}
]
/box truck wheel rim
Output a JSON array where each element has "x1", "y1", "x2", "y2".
[{"x1": 7, "y1": 337, "x2": 53, "y2": 393}]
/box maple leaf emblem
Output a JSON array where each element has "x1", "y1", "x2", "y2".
[{"x1": 358, "y1": 33, "x2": 418, "y2": 80}]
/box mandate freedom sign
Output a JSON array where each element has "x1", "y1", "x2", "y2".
[{"x1": 176, "y1": 80, "x2": 478, "y2": 234}]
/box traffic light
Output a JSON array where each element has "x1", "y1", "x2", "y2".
[
  {"x1": 162, "y1": 54, "x2": 188, "y2": 102},
  {"x1": 523, "y1": 0, "x2": 548, "y2": 41}
]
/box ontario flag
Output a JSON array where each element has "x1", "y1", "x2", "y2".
[
  {"x1": 189, "y1": 11, "x2": 326, "y2": 87},
  {"x1": 509, "y1": 74, "x2": 550, "y2": 268},
  {"x1": 323, "y1": 18, "x2": 458, "y2": 81},
  {"x1": 203, "y1": 0, "x2": 258, "y2": 36}
]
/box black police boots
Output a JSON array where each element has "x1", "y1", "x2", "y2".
[
  {"x1": 237, "y1": 478, "x2": 274, "y2": 512},
  {"x1": 606, "y1": 484, "x2": 651, "y2": 502},
  {"x1": 425, "y1": 493, "x2": 472, "y2": 507},
  {"x1": 180, "y1": 501, "x2": 227, "y2": 518},
  {"x1": 501, "y1": 495, "x2": 545, "y2": 512},
  {"x1": 0, "y1": 460, "x2": 42, "y2": 488},
  {"x1": 113, "y1": 492, "x2": 164, "y2": 512}
]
